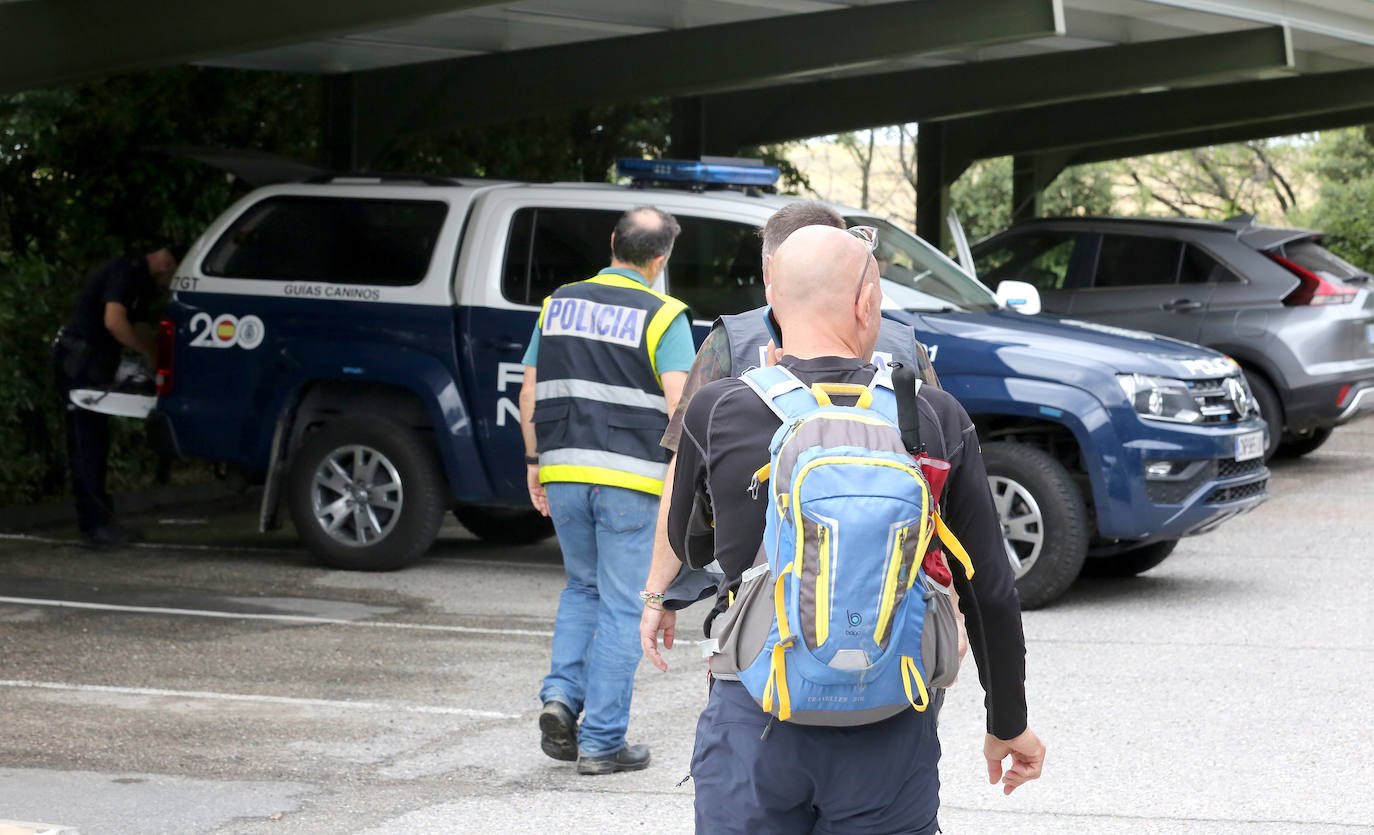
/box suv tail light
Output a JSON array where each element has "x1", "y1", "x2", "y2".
[
  {"x1": 1266, "y1": 252, "x2": 1357, "y2": 306},
  {"x1": 155, "y1": 318, "x2": 175, "y2": 396}
]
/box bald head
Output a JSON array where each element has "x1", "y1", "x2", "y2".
[
  {"x1": 767, "y1": 225, "x2": 882, "y2": 360},
  {"x1": 770, "y1": 225, "x2": 873, "y2": 312}
]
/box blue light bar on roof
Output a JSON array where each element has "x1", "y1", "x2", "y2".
[{"x1": 617, "y1": 157, "x2": 780, "y2": 187}]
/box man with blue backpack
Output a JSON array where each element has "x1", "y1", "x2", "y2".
[{"x1": 658, "y1": 224, "x2": 1044, "y2": 832}]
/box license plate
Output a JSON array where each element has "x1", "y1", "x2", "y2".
[{"x1": 1235, "y1": 431, "x2": 1264, "y2": 462}]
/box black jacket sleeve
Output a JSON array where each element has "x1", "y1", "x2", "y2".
[{"x1": 939, "y1": 407, "x2": 1030, "y2": 740}]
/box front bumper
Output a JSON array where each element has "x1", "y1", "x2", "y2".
[{"x1": 1094, "y1": 415, "x2": 1269, "y2": 544}]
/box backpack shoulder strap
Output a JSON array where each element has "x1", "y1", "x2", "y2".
[
  {"x1": 889, "y1": 363, "x2": 924, "y2": 454},
  {"x1": 865, "y1": 370, "x2": 903, "y2": 424},
  {"x1": 739, "y1": 366, "x2": 819, "y2": 422}
]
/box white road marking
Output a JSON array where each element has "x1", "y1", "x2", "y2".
[
  {"x1": 0, "y1": 596, "x2": 553, "y2": 638},
  {"x1": 0, "y1": 680, "x2": 519, "y2": 719},
  {"x1": 0, "y1": 532, "x2": 563, "y2": 570}
]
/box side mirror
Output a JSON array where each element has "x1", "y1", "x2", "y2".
[{"x1": 996, "y1": 280, "x2": 1041, "y2": 315}]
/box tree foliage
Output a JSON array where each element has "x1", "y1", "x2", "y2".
[
  {"x1": 0, "y1": 68, "x2": 319, "y2": 506},
  {"x1": 1301, "y1": 127, "x2": 1374, "y2": 271}
]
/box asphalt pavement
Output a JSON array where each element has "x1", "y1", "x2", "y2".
[{"x1": 1, "y1": 421, "x2": 1372, "y2": 834}]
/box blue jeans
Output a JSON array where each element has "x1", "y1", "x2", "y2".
[{"x1": 539, "y1": 482, "x2": 658, "y2": 757}]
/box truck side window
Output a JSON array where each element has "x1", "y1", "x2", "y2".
[
  {"x1": 501, "y1": 207, "x2": 620, "y2": 306},
  {"x1": 204, "y1": 196, "x2": 446, "y2": 286},
  {"x1": 1093, "y1": 234, "x2": 1184, "y2": 288},
  {"x1": 976, "y1": 232, "x2": 1080, "y2": 292},
  {"x1": 663, "y1": 217, "x2": 763, "y2": 320}
]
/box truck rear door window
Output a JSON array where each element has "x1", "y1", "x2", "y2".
[
  {"x1": 501, "y1": 208, "x2": 619, "y2": 306},
  {"x1": 204, "y1": 196, "x2": 447, "y2": 286},
  {"x1": 501, "y1": 208, "x2": 762, "y2": 319}
]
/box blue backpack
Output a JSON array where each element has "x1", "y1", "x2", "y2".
[{"x1": 709, "y1": 365, "x2": 973, "y2": 726}]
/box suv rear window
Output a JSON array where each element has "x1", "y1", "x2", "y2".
[
  {"x1": 204, "y1": 196, "x2": 447, "y2": 286},
  {"x1": 1280, "y1": 240, "x2": 1368, "y2": 281}
]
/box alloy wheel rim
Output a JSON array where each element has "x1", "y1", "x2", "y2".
[
  {"x1": 311, "y1": 444, "x2": 403, "y2": 547},
  {"x1": 986, "y1": 475, "x2": 1044, "y2": 579}
]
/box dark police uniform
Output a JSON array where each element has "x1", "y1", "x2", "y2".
[{"x1": 53, "y1": 255, "x2": 159, "y2": 535}]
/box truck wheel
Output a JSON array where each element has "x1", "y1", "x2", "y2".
[
  {"x1": 287, "y1": 417, "x2": 446, "y2": 571},
  {"x1": 453, "y1": 506, "x2": 554, "y2": 544},
  {"x1": 981, "y1": 442, "x2": 1089, "y2": 610},
  {"x1": 1276, "y1": 426, "x2": 1333, "y2": 459},
  {"x1": 1242, "y1": 371, "x2": 1282, "y2": 461},
  {"x1": 1081, "y1": 539, "x2": 1178, "y2": 578}
]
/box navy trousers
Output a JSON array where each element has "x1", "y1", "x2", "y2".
[{"x1": 691, "y1": 679, "x2": 942, "y2": 834}]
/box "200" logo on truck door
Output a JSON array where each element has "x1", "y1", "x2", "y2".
[{"x1": 188, "y1": 312, "x2": 266, "y2": 350}]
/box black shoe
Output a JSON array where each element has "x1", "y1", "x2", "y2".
[
  {"x1": 576, "y1": 743, "x2": 650, "y2": 775},
  {"x1": 80, "y1": 524, "x2": 140, "y2": 550},
  {"x1": 539, "y1": 701, "x2": 579, "y2": 762}
]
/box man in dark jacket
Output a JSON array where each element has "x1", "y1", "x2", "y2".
[
  {"x1": 653, "y1": 225, "x2": 1044, "y2": 832},
  {"x1": 53, "y1": 244, "x2": 184, "y2": 548}
]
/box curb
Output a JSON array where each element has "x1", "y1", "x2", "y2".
[{"x1": 0, "y1": 481, "x2": 243, "y2": 534}]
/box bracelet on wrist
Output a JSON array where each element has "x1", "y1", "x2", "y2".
[
  {"x1": 525, "y1": 454, "x2": 539, "y2": 465},
  {"x1": 639, "y1": 590, "x2": 666, "y2": 602}
]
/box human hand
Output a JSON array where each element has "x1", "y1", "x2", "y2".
[
  {"x1": 984, "y1": 728, "x2": 1045, "y2": 795},
  {"x1": 640, "y1": 604, "x2": 676, "y2": 672},
  {"x1": 526, "y1": 464, "x2": 548, "y2": 517},
  {"x1": 764, "y1": 339, "x2": 784, "y2": 366}
]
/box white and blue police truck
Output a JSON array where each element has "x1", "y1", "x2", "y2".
[{"x1": 143, "y1": 161, "x2": 1267, "y2": 608}]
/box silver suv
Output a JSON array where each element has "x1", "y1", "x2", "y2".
[{"x1": 973, "y1": 216, "x2": 1374, "y2": 459}]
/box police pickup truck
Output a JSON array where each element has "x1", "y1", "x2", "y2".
[{"x1": 145, "y1": 160, "x2": 1268, "y2": 608}]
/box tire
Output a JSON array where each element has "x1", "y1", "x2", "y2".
[
  {"x1": 1276, "y1": 426, "x2": 1333, "y2": 459},
  {"x1": 981, "y1": 442, "x2": 1090, "y2": 610},
  {"x1": 1081, "y1": 539, "x2": 1178, "y2": 578},
  {"x1": 286, "y1": 417, "x2": 446, "y2": 571},
  {"x1": 1242, "y1": 370, "x2": 1282, "y2": 461},
  {"x1": 453, "y1": 506, "x2": 554, "y2": 544}
]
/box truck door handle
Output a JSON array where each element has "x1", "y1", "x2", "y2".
[
  {"x1": 1161, "y1": 298, "x2": 1203, "y2": 312},
  {"x1": 478, "y1": 338, "x2": 525, "y2": 352}
]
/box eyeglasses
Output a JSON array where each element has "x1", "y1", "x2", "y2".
[{"x1": 847, "y1": 225, "x2": 878, "y2": 303}]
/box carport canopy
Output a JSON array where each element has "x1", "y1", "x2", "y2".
[{"x1": 7, "y1": 0, "x2": 1374, "y2": 243}]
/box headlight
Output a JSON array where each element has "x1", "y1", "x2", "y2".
[{"x1": 1117, "y1": 373, "x2": 1202, "y2": 424}]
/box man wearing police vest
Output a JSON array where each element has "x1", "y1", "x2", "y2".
[{"x1": 518, "y1": 206, "x2": 694, "y2": 775}]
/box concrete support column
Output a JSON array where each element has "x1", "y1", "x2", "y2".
[
  {"x1": 916, "y1": 122, "x2": 951, "y2": 249},
  {"x1": 670, "y1": 97, "x2": 704, "y2": 160},
  {"x1": 321, "y1": 74, "x2": 359, "y2": 173},
  {"x1": 1012, "y1": 154, "x2": 1044, "y2": 223}
]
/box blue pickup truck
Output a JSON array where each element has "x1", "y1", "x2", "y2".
[{"x1": 146, "y1": 162, "x2": 1268, "y2": 607}]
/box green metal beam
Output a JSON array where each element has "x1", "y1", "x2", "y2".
[
  {"x1": 944, "y1": 64, "x2": 1374, "y2": 162},
  {"x1": 1060, "y1": 105, "x2": 1374, "y2": 167},
  {"x1": 352, "y1": 0, "x2": 1063, "y2": 163},
  {"x1": 703, "y1": 26, "x2": 1293, "y2": 149},
  {"x1": 0, "y1": 0, "x2": 503, "y2": 95}
]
